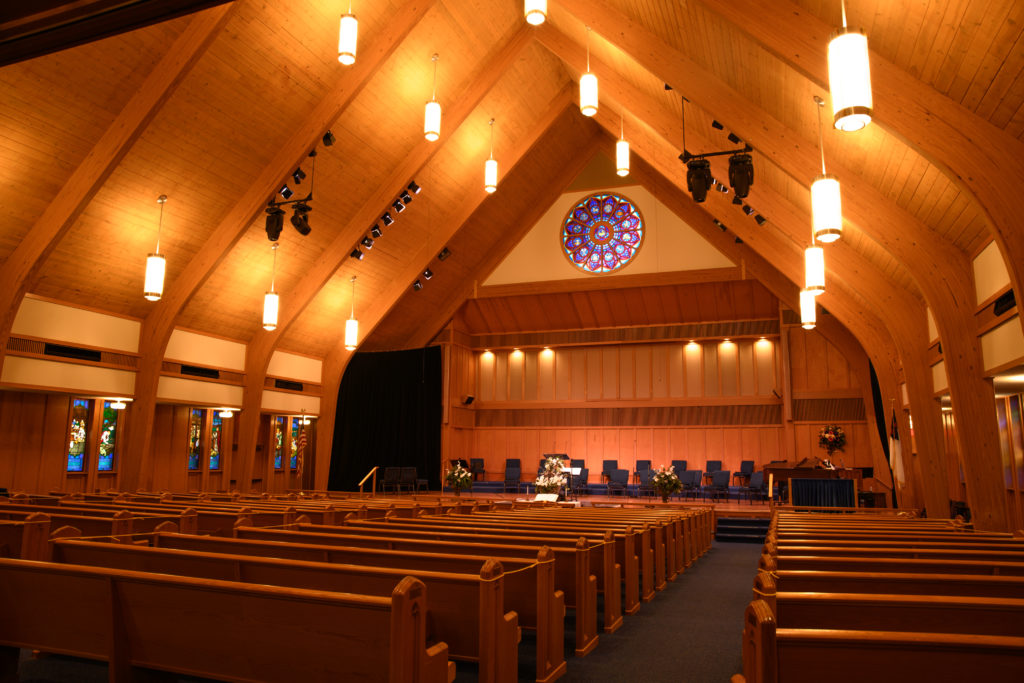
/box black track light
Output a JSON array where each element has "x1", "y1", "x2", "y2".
[
  {"x1": 361, "y1": 236, "x2": 374, "y2": 249},
  {"x1": 392, "y1": 199, "x2": 405, "y2": 213},
  {"x1": 717, "y1": 184, "x2": 730, "y2": 193},
  {"x1": 265, "y1": 205, "x2": 285, "y2": 241},
  {"x1": 279, "y1": 185, "x2": 293, "y2": 200},
  {"x1": 412, "y1": 279, "x2": 422, "y2": 291},
  {"x1": 407, "y1": 181, "x2": 421, "y2": 194},
  {"x1": 735, "y1": 236, "x2": 744, "y2": 244},
  {"x1": 400, "y1": 190, "x2": 413, "y2": 204},
  {"x1": 754, "y1": 214, "x2": 767, "y2": 225},
  {"x1": 350, "y1": 248, "x2": 363, "y2": 260},
  {"x1": 322, "y1": 130, "x2": 336, "y2": 146},
  {"x1": 728, "y1": 153, "x2": 754, "y2": 199},
  {"x1": 742, "y1": 204, "x2": 755, "y2": 216},
  {"x1": 381, "y1": 212, "x2": 394, "y2": 226},
  {"x1": 423, "y1": 268, "x2": 433, "y2": 280},
  {"x1": 711, "y1": 120, "x2": 724, "y2": 130},
  {"x1": 732, "y1": 196, "x2": 744, "y2": 206},
  {"x1": 370, "y1": 223, "x2": 383, "y2": 238},
  {"x1": 291, "y1": 202, "x2": 311, "y2": 235},
  {"x1": 727, "y1": 132, "x2": 741, "y2": 144},
  {"x1": 292, "y1": 167, "x2": 306, "y2": 184},
  {"x1": 438, "y1": 247, "x2": 451, "y2": 261},
  {"x1": 686, "y1": 158, "x2": 713, "y2": 203}
]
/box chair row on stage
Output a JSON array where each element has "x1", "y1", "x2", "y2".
[{"x1": 378, "y1": 466, "x2": 429, "y2": 494}]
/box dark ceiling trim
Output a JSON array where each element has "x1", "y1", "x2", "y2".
[{"x1": 0, "y1": 0, "x2": 233, "y2": 66}]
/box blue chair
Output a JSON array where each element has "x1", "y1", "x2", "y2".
[
  {"x1": 734, "y1": 460, "x2": 755, "y2": 486},
  {"x1": 742, "y1": 471, "x2": 767, "y2": 504},
  {"x1": 681, "y1": 470, "x2": 702, "y2": 499},
  {"x1": 504, "y1": 458, "x2": 522, "y2": 493},
  {"x1": 633, "y1": 459, "x2": 652, "y2": 486},
  {"x1": 570, "y1": 459, "x2": 585, "y2": 470},
  {"x1": 380, "y1": 466, "x2": 402, "y2": 493},
  {"x1": 469, "y1": 458, "x2": 485, "y2": 481},
  {"x1": 571, "y1": 467, "x2": 590, "y2": 496},
  {"x1": 706, "y1": 469, "x2": 731, "y2": 501},
  {"x1": 703, "y1": 460, "x2": 723, "y2": 485},
  {"x1": 607, "y1": 468, "x2": 629, "y2": 496},
  {"x1": 601, "y1": 459, "x2": 619, "y2": 478},
  {"x1": 671, "y1": 459, "x2": 687, "y2": 474}
]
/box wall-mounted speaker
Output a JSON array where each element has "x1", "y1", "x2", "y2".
[
  {"x1": 462, "y1": 395, "x2": 475, "y2": 405},
  {"x1": 993, "y1": 289, "x2": 1016, "y2": 316}
]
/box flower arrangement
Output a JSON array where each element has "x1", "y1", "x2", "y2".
[
  {"x1": 445, "y1": 463, "x2": 473, "y2": 492},
  {"x1": 534, "y1": 456, "x2": 567, "y2": 494},
  {"x1": 818, "y1": 424, "x2": 847, "y2": 456},
  {"x1": 652, "y1": 464, "x2": 682, "y2": 500}
]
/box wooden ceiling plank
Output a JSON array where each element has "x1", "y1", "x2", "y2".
[{"x1": 0, "y1": 3, "x2": 232, "y2": 370}]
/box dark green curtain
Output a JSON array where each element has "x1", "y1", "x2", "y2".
[
  {"x1": 328, "y1": 347, "x2": 442, "y2": 491},
  {"x1": 791, "y1": 478, "x2": 856, "y2": 507}
]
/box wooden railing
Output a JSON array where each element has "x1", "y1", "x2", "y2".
[{"x1": 358, "y1": 466, "x2": 379, "y2": 496}]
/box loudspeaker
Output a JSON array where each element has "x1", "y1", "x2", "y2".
[{"x1": 462, "y1": 395, "x2": 475, "y2": 405}]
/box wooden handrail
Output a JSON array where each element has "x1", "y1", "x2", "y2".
[{"x1": 358, "y1": 466, "x2": 379, "y2": 497}]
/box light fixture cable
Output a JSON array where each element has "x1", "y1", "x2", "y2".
[
  {"x1": 270, "y1": 242, "x2": 278, "y2": 293},
  {"x1": 431, "y1": 52, "x2": 439, "y2": 101},
  {"x1": 489, "y1": 117, "x2": 495, "y2": 159},
  {"x1": 155, "y1": 194, "x2": 166, "y2": 255},
  {"x1": 815, "y1": 95, "x2": 827, "y2": 175}
]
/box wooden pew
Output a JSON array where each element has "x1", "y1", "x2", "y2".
[
  {"x1": 0, "y1": 557, "x2": 453, "y2": 683},
  {"x1": 0, "y1": 500, "x2": 197, "y2": 534},
  {"x1": 147, "y1": 532, "x2": 566, "y2": 683},
  {"x1": 740, "y1": 599, "x2": 1024, "y2": 683},
  {"x1": 232, "y1": 524, "x2": 599, "y2": 658},
  {"x1": 51, "y1": 538, "x2": 518, "y2": 683},
  {"x1": 761, "y1": 552, "x2": 1024, "y2": 576},
  {"x1": 0, "y1": 509, "x2": 178, "y2": 550},
  {"x1": 0, "y1": 513, "x2": 50, "y2": 560}
]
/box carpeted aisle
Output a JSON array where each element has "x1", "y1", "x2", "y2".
[{"x1": 560, "y1": 540, "x2": 763, "y2": 683}]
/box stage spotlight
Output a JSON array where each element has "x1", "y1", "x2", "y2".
[
  {"x1": 755, "y1": 214, "x2": 767, "y2": 225},
  {"x1": 392, "y1": 199, "x2": 405, "y2": 213},
  {"x1": 735, "y1": 236, "x2": 744, "y2": 244},
  {"x1": 265, "y1": 205, "x2": 285, "y2": 241},
  {"x1": 732, "y1": 196, "x2": 744, "y2": 206},
  {"x1": 381, "y1": 212, "x2": 394, "y2": 226},
  {"x1": 291, "y1": 202, "x2": 311, "y2": 235},
  {"x1": 412, "y1": 279, "x2": 422, "y2": 291},
  {"x1": 727, "y1": 132, "x2": 741, "y2": 144},
  {"x1": 370, "y1": 223, "x2": 383, "y2": 238},
  {"x1": 322, "y1": 130, "x2": 336, "y2": 146},
  {"x1": 423, "y1": 268, "x2": 433, "y2": 280},
  {"x1": 279, "y1": 185, "x2": 293, "y2": 200},
  {"x1": 292, "y1": 167, "x2": 306, "y2": 184},
  {"x1": 361, "y1": 236, "x2": 374, "y2": 249},
  {"x1": 438, "y1": 247, "x2": 451, "y2": 261},
  {"x1": 717, "y1": 184, "x2": 729, "y2": 193},
  {"x1": 400, "y1": 190, "x2": 413, "y2": 204},
  {"x1": 728, "y1": 153, "x2": 754, "y2": 198},
  {"x1": 686, "y1": 158, "x2": 713, "y2": 203},
  {"x1": 407, "y1": 181, "x2": 421, "y2": 194},
  {"x1": 350, "y1": 248, "x2": 363, "y2": 260},
  {"x1": 742, "y1": 204, "x2": 755, "y2": 216},
  {"x1": 711, "y1": 120, "x2": 724, "y2": 130}
]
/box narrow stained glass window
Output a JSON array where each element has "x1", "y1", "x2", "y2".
[
  {"x1": 67, "y1": 398, "x2": 90, "y2": 472},
  {"x1": 274, "y1": 416, "x2": 285, "y2": 469},
  {"x1": 98, "y1": 401, "x2": 120, "y2": 472},
  {"x1": 187, "y1": 408, "x2": 204, "y2": 471},
  {"x1": 209, "y1": 412, "x2": 222, "y2": 471},
  {"x1": 290, "y1": 417, "x2": 300, "y2": 469},
  {"x1": 561, "y1": 193, "x2": 644, "y2": 275}
]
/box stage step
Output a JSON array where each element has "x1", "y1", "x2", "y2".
[{"x1": 715, "y1": 517, "x2": 770, "y2": 543}]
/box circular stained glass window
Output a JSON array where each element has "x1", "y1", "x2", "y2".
[{"x1": 561, "y1": 193, "x2": 645, "y2": 275}]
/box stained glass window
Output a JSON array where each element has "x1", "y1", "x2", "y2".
[
  {"x1": 98, "y1": 401, "x2": 120, "y2": 472},
  {"x1": 289, "y1": 417, "x2": 300, "y2": 470},
  {"x1": 67, "y1": 398, "x2": 90, "y2": 472},
  {"x1": 273, "y1": 416, "x2": 285, "y2": 469},
  {"x1": 561, "y1": 193, "x2": 644, "y2": 274},
  {"x1": 209, "y1": 412, "x2": 222, "y2": 471},
  {"x1": 187, "y1": 408, "x2": 204, "y2": 471}
]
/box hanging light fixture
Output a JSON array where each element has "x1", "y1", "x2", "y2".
[
  {"x1": 524, "y1": 0, "x2": 547, "y2": 25},
  {"x1": 800, "y1": 289, "x2": 817, "y2": 329},
  {"x1": 805, "y1": 241, "x2": 825, "y2": 296},
  {"x1": 579, "y1": 27, "x2": 598, "y2": 117},
  {"x1": 484, "y1": 118, "x2": 498, "y2": 193},
  {"x1": 424, "y1": 53, "x2": 441, "y2": 141},
  {"x1": 345, "y1": 275, "x2": 359, "y2": 351},
  {"x1": 616, "y1": 113, "x2": 630, "y2": 177},
  {"x1": 811, "y1": 95, "x2": 842, "y2": 243},
  {"x1": 828, "y1": 0, "x2": 872, "y2": 131},
  {"x1": 263, "y1": 242, "x2": 280, "y2": 331},
  {"x1": 143, "y1": 194, "x2": 167, "y2": 301},
  {"x1": 338, "y1": 1, "x2": 358, "y2": 65}
]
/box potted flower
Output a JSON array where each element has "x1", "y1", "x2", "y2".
[
  {"x1": 818, "y1": 424, "x2": 846, "y2": 466},
  {"x1": 444, "y1": 462, "x2": 472, "y2": 496},
  {"x1": 534, "y1": 456, "x2": 567, "y2": 496},
  {"x1": 652, "y1": 464, "x2": 682, "y2": 503}
]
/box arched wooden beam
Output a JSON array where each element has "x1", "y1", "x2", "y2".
[
  {"x1": 551, "y1": 0, "x2": 1005, "y2": 530},
  {"x1": 0, "y1": 4, "x2": 232, "y2": 370},
  {"x1": 700, "y1": 0, "x2": 1024, "y2": 341},
  {"x1": 120, "y1": 0, "x2": 438, "y2": 491}
]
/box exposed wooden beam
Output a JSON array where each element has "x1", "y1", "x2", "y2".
[
  {"x1": 121, "y1": 0, "x2": 438, "y2": 491},
  {"x1": 0, "y1": 3, "x2": 232, "y2": 376}
]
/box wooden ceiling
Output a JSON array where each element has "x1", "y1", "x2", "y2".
[{"x1": 1, "y1": 0, "x2": 1021, "y2": 366}]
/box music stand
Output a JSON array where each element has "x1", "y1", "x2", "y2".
[{"x1": 560, "y1": 465, "x2": 581, "y2": 500}]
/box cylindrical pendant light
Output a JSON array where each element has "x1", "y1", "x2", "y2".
[
  {"x1": 828, "y1": 0, "x2": 872, "y2": 131},
  {"x1": 424, "y1": 53, "x2": 441, "y2": 141},
  {"x1": 143, "y1": 194, "x2": 167, "y2": 301},
  {"x1": 338, "y1": 2, "x2": 358, "y2": 65},
  {"x1": 805, "y1": 243, "x2": 825, "y2": 295},
  {"x1": 524, "y1": 0, "x2": 547, "y2": 25},
  {"x1": 263, "y1": 242, "x2": 279, "y2": 331},
  {"x1": 484, "y1": 118, "x2": 498, "y2": 193},
  {"x1": 579, "y1": 27, "x2": 598, "y2": 117},
  {"x1": 800, "y1": 289, "x2": 817, "y2": 329},
  {"x1": 616, "y1": 113, "x2": 629, "y2": 176},
  {"x1": 345, "y1": 276, "x2": 359, "y2": 351},
  {"x1": 811, "y1": 95, "x2": 842, "y2": 242}
]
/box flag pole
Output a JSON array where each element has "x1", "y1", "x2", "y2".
[{"x1": 886, "y1": 398, "x2": 900, "y2": 508}]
